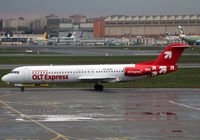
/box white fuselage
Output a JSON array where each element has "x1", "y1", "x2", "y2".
[{"x1": 2, "y1": 64, "x2": 147, "y2": 85}]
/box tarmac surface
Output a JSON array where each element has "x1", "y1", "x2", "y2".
[
  {"x1": 0, "y1": 45, "x2": 199, "y2": 56},
  {"x1": 0, "y1": 88, "x2": 200, "y2": 140},
  {"x1": 0, "y1": 48, "x2": 163, "y2": 56}
]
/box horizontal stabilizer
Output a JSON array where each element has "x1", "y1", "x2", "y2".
[{"x1": 171, "y1": 45, "x2": 190, "y2": 48}]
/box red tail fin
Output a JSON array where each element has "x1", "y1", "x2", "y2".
[{"x1": 153, "y1": 44, "x2": 189, "y2": 65}]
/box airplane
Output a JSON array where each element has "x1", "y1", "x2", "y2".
[
  {"x1": 36, "y1": 32, "x2": 48, "y2": 46},
  {"x1": 178, "y1": 25, "x2": 200, "y2": 45},
  {"x1": 79, "y1": 32, "x2": 83, "y2": 38},
  {"x1": 165, "y1": 32, "x2": 180, "y2": 42},
  {"x1": 66, "y1": 32, "x2": 76, "y2": 39},
  {"x1": 57, "y1": 32, "x2": 77, "y2": 45},
  {"x1": 67, "y1": 32, "x2": 83, "y2": 39},
  {"x1": 2, "y1": 44, "x2": 190, "y2": 92},
  {"x1": 42, "y1": 32, "x2": 47, "y2": 40}
]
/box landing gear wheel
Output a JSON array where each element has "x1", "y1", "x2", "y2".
[
  {"x1": 21, "y1": 87, "x2": 24, "y2": 92},
  {"x1": 94, "y1": 84, "x2": 104, "y2": 91}
]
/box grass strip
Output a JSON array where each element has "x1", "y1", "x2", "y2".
[{"x1": 0, "y1": 55, "x2": 200, "y2": 64}]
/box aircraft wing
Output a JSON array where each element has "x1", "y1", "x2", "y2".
[{"x1": 78, "y1": 76, "x2": 120, "y2": 83}]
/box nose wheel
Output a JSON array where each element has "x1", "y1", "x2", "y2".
[{"x1": 94, "y1": 84, "x2": 104, "y2": 91}]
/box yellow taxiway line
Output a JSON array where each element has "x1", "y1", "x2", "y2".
[
  {"x1": 0, "y1": 100, "x2": 69, "y2": 140},
  {"x1": 0, "y1": 92, "x2": 23, "y2": 98}
]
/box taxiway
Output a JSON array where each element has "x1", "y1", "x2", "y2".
[{"x1": 0, "y1": 88, "x2": 200, "y2": 140}]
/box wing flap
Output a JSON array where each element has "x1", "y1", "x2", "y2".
[{"x1": 78, "y1": 76, "x2": 120, "y2": 83}]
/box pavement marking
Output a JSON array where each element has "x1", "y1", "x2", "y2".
[
  {"x1": 51, "y1": 135, "x2": 63, "y2": 140},
  {"x1": 34, "y1": 102, "x2": 62, "y2": 106},
  {"x1": 0, "y1": 92, "x2": 23, "y2": 98},
  {"x1": 0, "y1": 100, "x2": 69, "y2": 140},
  {"x1": 169, "y1": 101, "x2": 200, "y2": 111},
  {"x1": 5, "y1": 139, "x2": 39, "y2": 140},
  {"x1": 32, "y1": 96, "x2": 126, "y2": 138}
]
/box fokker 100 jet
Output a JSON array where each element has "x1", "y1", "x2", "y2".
[{"x1": 2, "y1": 44, "x2": 190, "y2": 92}]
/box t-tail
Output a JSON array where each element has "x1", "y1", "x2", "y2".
[
  {"x1": 125, "y1": 44, "x2": 190, "y2": 77},
  {"x1": 80, "y1": 32, "x2": 83, "y2": 38},
  {"x1": 153, "y1": 44, "x2": 189, "y2": 65},
  {"x1": 42, "y1": 32, "x2": 47, "y2": 40},
  {"x1": 71, "y1": 32, "x2": 76, "y2": 39},
  {"x1": 178, "y1": 25, "x2": 186, "y2": 37}
]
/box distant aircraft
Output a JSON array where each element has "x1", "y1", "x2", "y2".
[
  {"x1": 2, "y1": 44, "x2": 190, "y2": 92},
  {"x1": 36, "y1": 32, "x2": 47, "y2": 46},
  {"x1": 165, "y1": 32, "x2": 180, "y2": 41},
  {"x1": 64, "y1": 32, "x2": 83, "y2": 40},
  {"x1": 178, "y1": 25, "x2": 200, "y2": 45},
  {"x1": 42, "y1": 32, "x2": 47, "y2": 40},
  {"x1": 79, "y1": 32, "x2": 83, "y2": 38},
  {"x1": 67, "y1": 32, "x2": 76, "y2": 39}
]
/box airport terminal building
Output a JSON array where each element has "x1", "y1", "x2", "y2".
[{"x1": 94, "y1": 15, "x2": 200, "y2": 38}]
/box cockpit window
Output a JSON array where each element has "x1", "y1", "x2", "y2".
[{"x1": 10, "y1": 71, "x2": 19, "y2": 74}]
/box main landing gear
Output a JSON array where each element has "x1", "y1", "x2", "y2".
[
  {"x1": 94, "y1": 84, "x2": 104, "y2": 91},
  {"x1": 21, "y1": 87, "x2": 24, "y2": 92}
]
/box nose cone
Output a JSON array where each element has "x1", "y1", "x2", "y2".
[{"x1": 2, "y1": 75, "x2": 8, "y2": 82}]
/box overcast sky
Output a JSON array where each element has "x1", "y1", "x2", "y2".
[{"x1": 0, "y1": 0, "x2": 200, "y2": 18}]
